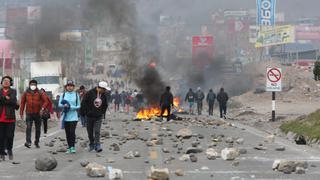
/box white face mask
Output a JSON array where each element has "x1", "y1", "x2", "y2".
[{"x1": 30, "y1": 85, "x2": 37, "y2": 91}]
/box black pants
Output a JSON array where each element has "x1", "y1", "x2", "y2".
[
  {"x1": 64, "y1": 121, "x2": 77, "y2": 148},
  {"x1": 161, "y1": 105, "x2": 171, "y2": 121},
  {"x1": 26, "y1": 114, "x2": 41, "y2": 144},
  {"x1": 42, "y1": 117, "x2": 49, "y2": 134},
  {"x1": 197, "y1": 101, "x2": 203, "y2": 115},
  {"x1": 208, "y1": 101, "x2": 214, "y2": 116},
  {"x1": 219, "y1": 103, "x2": 227, "y2": 118},
  {"x1": 86, "y1": 117, "x2": 102, "y2": 146},
  {"x1": 0, "y1": 122, "x2": 15, "y2": 155}
]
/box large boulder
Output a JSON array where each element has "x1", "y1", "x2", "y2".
[
  {"x1": 86, "y1": 162, "x2": 107, "y2": 177},
  {"x1": 149, "y1": 167, "x2": 169, "y2": 180},
  {"x1": 221, "y1": 148, "x2": 239, "y2": 161},
  {"x1": 35, "y1": 155, "x2": 58, "y2": 171},
  {"x1": 176, "y1": 128, "x2": 192, "y2": 139}
]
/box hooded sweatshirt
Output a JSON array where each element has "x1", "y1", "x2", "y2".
[{"x1": 58, "y1": 91, "x2": 80, "y2": 122}]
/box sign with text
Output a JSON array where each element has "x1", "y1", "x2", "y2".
[
  {"x1": 257, "y1": 0, "x2": 276, "y2": 26},
  {"x1": 255, "y1": 25, "x2": 295, "y2": 48},
  {"x1": 266, "y1": 67, "x2": 282, "y2": 92}
]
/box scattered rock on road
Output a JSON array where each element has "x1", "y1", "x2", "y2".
[
  {"x1": 221, "y1": 148, "x2": 240, "y2": 161},
  {"x1": 80, "y1": 161, "x2": 90, "y2": 167},
  {"x1": 86, "y1": 162, "x2": 107, "y2": 177},
  {"x1": 108, "y1": 167, "x2": 123, "y2": 180},
  {"x1": 124, "y1": 151, "x2": 134, "y2": 159},
  {"x1": 175, "y1": 169, "x2": 184, "y2": 176},
  {"x1": 176, "y1": 128, "x2": 192, "y2": 139},
  {"x1": 35, "y1": 155, "x2": 58, "y2": 171},
  {"x1": 186, "y1": 147, "x2": 203, "y2": 154},
  {"x1": 206, "y1": 148, "x2": 219, "y2": 160},
  {"x1": 275, "y1": 146, "x2": 286, "y2": 151},
  {"x1": 273, "y1": 160, "x2": 308, "y2": 174},
  {"x1": 149, "y1": 166, "x2": 170, "y2": 180}
]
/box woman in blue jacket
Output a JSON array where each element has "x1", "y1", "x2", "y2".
[{"x1": 59, "y1": 80, "x2": 80, "y2": 154}]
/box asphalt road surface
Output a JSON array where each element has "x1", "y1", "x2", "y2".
[{"x1": 0, "y1": 112, "x2": 319, "y2": 180}]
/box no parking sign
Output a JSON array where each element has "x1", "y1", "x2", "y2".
[{"x1": 266, "y1": 67, "x2": 282, "y2": 92}]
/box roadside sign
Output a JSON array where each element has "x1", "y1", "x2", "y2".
[{"x1": 266, "y1": 67, "x2": 282, "y2": 91}]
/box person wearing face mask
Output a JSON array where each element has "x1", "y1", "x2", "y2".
[
  {"x1": 0, "y1": 76, "x2": 19, "y2": 161},
  {"x1": 80, "y1": 81, "x2": 109, "y2": 153},
  {"x1": 59, "y1": 80, "x2": 80, "y2": 154},
  {"x1": 20, "y1": 80, "x2": 49, "y2": 148}
]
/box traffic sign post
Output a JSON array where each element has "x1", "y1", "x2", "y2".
[{"x1": 266, "y1": 67, "x2": 282, "y2": 121}]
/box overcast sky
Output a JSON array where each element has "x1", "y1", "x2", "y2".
[{"x1": 136, "y1": 0, "x2": 320, "y2": 21}]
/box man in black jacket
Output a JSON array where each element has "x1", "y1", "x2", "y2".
[
  {"x1": 217, "y1": 88, "x2": 229, "y2": 119},
  {"x1": 80, "y1": 81, "x2": 110, "y2": 152},
  {"x1": 160, "y1": 86, "x2": 173, "y2": 121},
  {"x1": 206, "y1": 89, "x2": 216, "y2": 116}
]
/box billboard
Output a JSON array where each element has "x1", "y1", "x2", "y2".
[
  {"x1": 60, "y1": 31, "x2": 82, "y2": 42},
  {"x1": 295, "y1": 25, "x2": 320, "y2": 41},
  {"x1": 192, "y1": 36, "x2": 214, "y2": 69},
  {"x1": 255, "y1": 25, "x2": 295, "y2": 48},
  {"x1": 97, "y1": 36, "x2": 130, "y2": 52},
  {"x1": 257, "y1": 0, "x2": 276, "y2": 26},
  {"x1": 27, "y1": 6, "x2": 41, "y2": 24}
]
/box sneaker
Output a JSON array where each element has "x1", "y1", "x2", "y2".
[
  {"x1": 88, "y1": 144, "x2": 95, "y2": 152},
  {"x1": 70, "y1": 147, "x2": 76, "y2": 153},
  {"x1": 65, "y1": 148, "x2": 71, "y2": 154},
  {"x1": 24, "y1": 143, "x2": 31, "y2": 148},
  {"x1": 34, "y1": 143, "x2": 40, "y2": 148},
  {"x1": 95, "y1": 144, "x2": 102, "y2": 153},
  {"x1": 44, "y1": 133, "x2": 47, "y2": 137}
]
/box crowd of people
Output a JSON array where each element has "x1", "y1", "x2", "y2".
[
  {"x1": 0, "y1": 74, "x2": 230, "y2": 161},
  {"x1": 184, "y1": 87, "x2": 229, "y2": 119},
  {"x1": 0, "y1": 76, "x2": 111, "y2": 161}
]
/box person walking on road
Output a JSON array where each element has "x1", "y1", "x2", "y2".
[
  {"x1": 195, "y1": 87, "x2": 205, "y2": 115},
  {"x1": 217, "y1": 87, "x2": 229, "y2": 119},
  {"x1": 59, "y1": 80, "x2": 80, "y2": 154},
  {"x1": 80, "y1": 81, "x2": 109, "y2": 153},
  {"x1": 160, "y1": 86, "x2": 174, "y2": 121},
  {"x1": 20, "y1": 80, "x2": 48, "y2": 148},
  {"x1": 39, "y1": 89, "x2": 53, "y2": 136},
  {"x1": 0, "y1": 76, "x2": 19, "y2": 161},
  {"x1": 77, "y1": 85, "x2": 87, "y2": 127},
  {"x1": 206, "y1": 89, "x2": 216, "y2": 116},
  {"x1": 185, "y1": 88, "x2": 195, "y2": 115},
  {"x1": 112, "y1": 90, "x2": 121, "y2": 112}
]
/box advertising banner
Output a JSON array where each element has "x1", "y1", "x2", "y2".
[
  {"x1": 257, "y1": 0, "x2": 276, "y2": 26},
  {"x1": 192, "y1": 36, "x2": 214, "y2": 69},
  {"x1": 255, "y1": 25, "x2": 295, "y2": 48}
]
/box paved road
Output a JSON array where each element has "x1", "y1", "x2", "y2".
[{"x1": 0, "y1": 113, "x2": 319, "y2": 180}]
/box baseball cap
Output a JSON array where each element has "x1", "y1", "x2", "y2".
[
  {"x1": 66, "y1": 80, "x2": 75, "y2": 86},
  {"x1": 98, "y1": 81, "x2": 111, "y2": 91}
]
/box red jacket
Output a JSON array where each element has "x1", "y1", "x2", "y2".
[{"x1": 20, "y1": 89, "x2": 48, "y2": 116}]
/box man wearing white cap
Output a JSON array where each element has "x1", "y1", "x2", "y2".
[{"x1": 80, "y1": 81, "x2": 110, "y2": 152}]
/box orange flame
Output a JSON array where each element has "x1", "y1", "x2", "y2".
[
  {"x1": 136, "y1": 97, "x2": 183, "y2": 120},
  {"x1": 136, "y1": 106, "x2": 168, "y2": 120}
]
